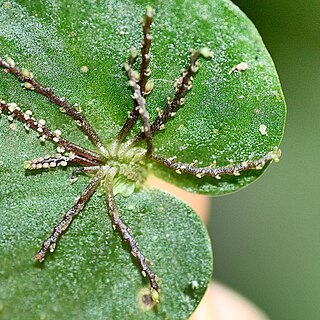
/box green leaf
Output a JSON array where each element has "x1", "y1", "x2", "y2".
[
  {"x1": 0, "y1": 0, "x2": 286, "y2": 196},
  {"x1": 145, "y1": 2, "x2": 286, "y2": 195},
  {"x1": 0, "y1": 173, "x2": 212, "y2": 319},
  {"x1": 0, "y1": 0, "x2": 285, "y2": 319}
]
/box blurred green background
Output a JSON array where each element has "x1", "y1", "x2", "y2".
[{"x1": 208, "y1": 0, "x2": 320, "y2": 319}]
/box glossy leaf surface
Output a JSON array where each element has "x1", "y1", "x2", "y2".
[{"x1": 0, "y1": 0, "x2": 285, "y2": 319}]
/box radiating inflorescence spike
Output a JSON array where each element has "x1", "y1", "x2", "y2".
[{"x1": 151, "y1": 147, "x2": 281, "y2": 178}]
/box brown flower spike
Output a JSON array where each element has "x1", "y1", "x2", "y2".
[{"x1": 0, "y1": 7, "x2": 281, "y2": 303}]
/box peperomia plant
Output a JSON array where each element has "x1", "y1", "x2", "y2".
[{"x1": 0, "y1": 1, "x2": 286, "y2": 319}]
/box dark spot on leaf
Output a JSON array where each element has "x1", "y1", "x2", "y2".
[
  {"x1": 142, "y1": 294, "x2": 152, "y2": 306},
  {"x1": 138, "y1": 287, "x2": 157, "y2": 311}
]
